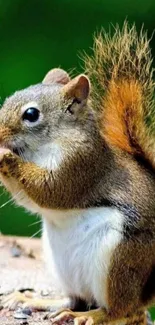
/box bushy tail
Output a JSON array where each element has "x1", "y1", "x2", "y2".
[{"x1": 84, "y1": 22, "x2": 155, "y2": 167}]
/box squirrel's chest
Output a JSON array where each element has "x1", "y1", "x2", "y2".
[{"x1": 42, "y1": 207, "x2": 123, "y2": 307}]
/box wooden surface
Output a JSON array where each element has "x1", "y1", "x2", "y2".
[{"x1": 0, "y1": 235, "x2": 58, "y2": 325}]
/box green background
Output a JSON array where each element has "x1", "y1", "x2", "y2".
[
  {"x1": 0, "y1": 0, "x2": 155, "y2": 319},
  {"x1": 1, "y1": 0, "x2": 155, "y2": 237}
]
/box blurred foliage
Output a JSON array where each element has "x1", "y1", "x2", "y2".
[
  {"x1": 0, "y1": 0, "x2": 155, "y2": 319},
  {"x1": 1, "y1": 0, "x2": 155, "y2": 236}
]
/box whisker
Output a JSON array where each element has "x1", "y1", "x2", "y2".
[
  {"x1": 0, "y1": 190, "x2": 23, "y2": 208},
  {"x1": 0, "y1": 197, "x2": 15, "y2": 209},
  {"x1": 30, "y1": 228, "x2": 42, "y2": 238},
  {"x1": 28, "y1": 219, "x2": 42, "y2": 227},
  {"x1": 0, "y1": 190, "x2": 5, "y2": 197}
]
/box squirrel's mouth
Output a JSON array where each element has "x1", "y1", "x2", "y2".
[
  {"x1": 0, "y1": 144, "x2": 21, "y2": 157},
  {"x1": 0, "y1": 138, "x2": 25, "y2": 157},
  {"x1": 12, "y1": 147, "x2": 20, "y2": 156},
  {"x1": 12, "y1": 147, "x2": 25, "y2": 157}
]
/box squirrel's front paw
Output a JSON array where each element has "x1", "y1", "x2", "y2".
[{"x1": 0, "y1": 148, "x2": 19, "y2": 176}]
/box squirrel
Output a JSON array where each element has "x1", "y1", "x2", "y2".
[{"x1": 0, "y1": 22, "x2": 155, "y2": 325}]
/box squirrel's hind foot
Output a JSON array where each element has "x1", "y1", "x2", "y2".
[
  {"x1": 1, "y1": 290, "x2": 34, "y2": 310},
  {"x1": 46, "y1": 308, "x2": 150, "y2": 325},
  {"x1": 45, "y1": 307, "x2": 106, "y2": 325},
  {"x1": 1, "y1": 290, "x2": 70, "y2": 312}
]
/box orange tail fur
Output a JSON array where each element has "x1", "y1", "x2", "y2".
[{"x1": 85, "y1": 22, "x2": 155, "y2": 167}]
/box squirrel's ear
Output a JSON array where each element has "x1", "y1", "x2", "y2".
[
  {"x1": 62, "y1": 74, "x2": 90, "y2": 102},
  {"x1": 42, "y1": 68, "x2": 70, "y2": 85}
]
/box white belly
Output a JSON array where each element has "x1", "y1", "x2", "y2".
[{"x1": 42, "y1": 207, "x2": 123, "y2": 308}]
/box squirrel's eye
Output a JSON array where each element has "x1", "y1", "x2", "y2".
[{"x1": 22, "y1": 107, "x2": 40, "y2": 123}]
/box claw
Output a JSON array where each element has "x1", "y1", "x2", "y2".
[
  {"x1": 2, "y1": 291, "x2": 29, "y2": 310},
  {"x1": 46, "y1": 309, "x2": 94, "y2": 325}
]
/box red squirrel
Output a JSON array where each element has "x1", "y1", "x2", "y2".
[{"x1": 0, "y1": 23, "x2": 155, "y2": 325}]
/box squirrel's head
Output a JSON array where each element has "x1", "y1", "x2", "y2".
[{"x1": 0, "y1": 68, "x2": 92, "y2": 162}]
